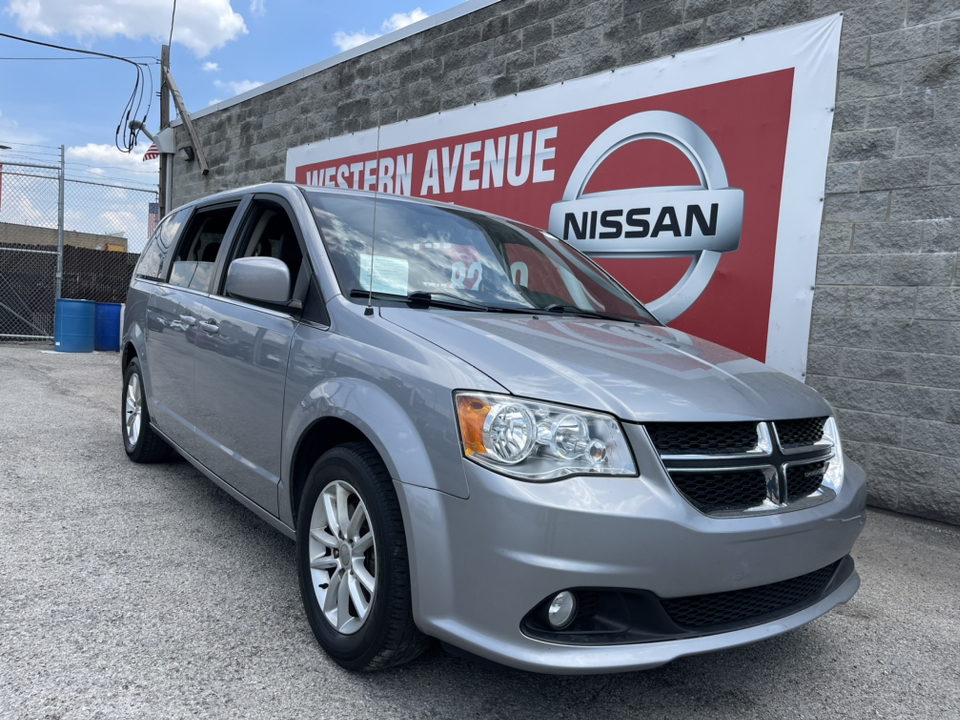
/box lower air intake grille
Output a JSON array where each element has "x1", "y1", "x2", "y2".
[
  {"x1": 787, "y1": 460, "x2": 827, "y2": 500},
  {"x1": 776, "y1": 417, "x2": 828, "y2": 449},
  {"x1": 645, "y1": 422, "x2": 758, "y2": 455},
  {"x1": 670, "y1": 469, "x2": 768, "y2": 512},
  {"x1": 661, "y1": 561, "x2": 841, "y2": 629}
]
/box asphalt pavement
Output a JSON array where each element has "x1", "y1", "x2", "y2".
[{"x1": 1, "y1": 343, "x2": 958, "y2": 720}]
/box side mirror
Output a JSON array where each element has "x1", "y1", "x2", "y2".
[{"x1": 225, "y1": 257, "x2": 291, "y2": 305}]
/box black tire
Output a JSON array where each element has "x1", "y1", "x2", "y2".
[
  {"x1": 296, "y1": 441, "x2": 431, "y2": 671},
  {"x1": 122, "y1": 357, "x2": 173, "y2": 463}
]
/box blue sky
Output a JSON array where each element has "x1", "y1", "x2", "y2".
[{"x1": 0, "y1": 1, "x2": 461, "y2": 193}]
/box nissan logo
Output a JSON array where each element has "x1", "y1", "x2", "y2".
[{"x1": 548, "y1": 111, "x2": 745, "y2": 323}]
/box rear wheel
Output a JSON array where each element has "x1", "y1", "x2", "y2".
[
  {"x1": 122, "y1": 358, "x2": 173, "y2": 463},
  {"x1": 296, "y1": 442, "x2": 431, "y2": 671}
]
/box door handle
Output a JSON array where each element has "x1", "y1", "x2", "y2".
[
  {"x1": 198, "y1": 320, "x2": 219, "y2": 335},
  {"x1": 180, "y1": 315, "x2": 197, "y2": 326}
]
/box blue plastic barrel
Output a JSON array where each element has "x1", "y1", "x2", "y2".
[
  {"x1": 94, "y1": 302, "x2": 122, "y2": 352},
  {"x1": 54, "y1": 298, "x2": 95, "y2": 352}
]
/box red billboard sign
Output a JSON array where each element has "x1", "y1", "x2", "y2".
[{"x1": 288, "y1": 16, "x2": 842, "y2": 379}]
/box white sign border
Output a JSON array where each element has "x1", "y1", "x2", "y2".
[{"x1": 287, "y1": 15, "x2": 842, "y2": 381}]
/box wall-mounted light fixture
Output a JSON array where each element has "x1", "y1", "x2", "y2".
[{"x1": 178, "y1": 146, "x2": 196, "y2": 162}]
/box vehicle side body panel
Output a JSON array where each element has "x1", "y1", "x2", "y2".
[
  {"x1": 193, "y1": 295, "x2": 297, "y2": 515},
  {"x1": 141, "y1": 284, "x2": 207, "y2": 454}
]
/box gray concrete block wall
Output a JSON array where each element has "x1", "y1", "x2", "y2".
[
  {"x1": 810, "y1": 0, "x2": 960, "y2": 525},
  {"x1": 171, "y1": 0, "x2": 960, "y2": 524}
]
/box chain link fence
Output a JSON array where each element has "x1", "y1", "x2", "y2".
[
  {"x1": 0, "y1": 159, "x2": 157, "y2": 340},
  {"x1": 0, "y1": 162, "x2": 60, "y2": 339}
]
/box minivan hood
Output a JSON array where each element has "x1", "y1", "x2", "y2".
[{"x1": 380, "y1": 309, "x2": 830, "y2": 423}]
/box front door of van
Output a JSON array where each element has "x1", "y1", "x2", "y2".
[{"x1": 191, "y1": 198, "x2": 304, "y2": 516}]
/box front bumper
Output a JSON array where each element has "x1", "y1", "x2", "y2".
[{"x1": 395, "y1": 449, "x2": 867, "y2": 674}]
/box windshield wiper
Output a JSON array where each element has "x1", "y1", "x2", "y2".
[
  {"x1": 543, "y1": 303, "x2": 641, "y2": 323},
  {"x1": 348, "y1": 289, "x2": 489, "y2": 311}
]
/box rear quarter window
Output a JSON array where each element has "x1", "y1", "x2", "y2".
[{"x1": 135, "y1": 210, "x2": 186, "y2": 281}]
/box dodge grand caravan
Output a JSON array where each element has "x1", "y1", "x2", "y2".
[{"x1": 121, "y1": 182, "x2": 866, "y2": 674}]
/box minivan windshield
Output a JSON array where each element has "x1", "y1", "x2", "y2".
[{"x1": 306, "y1": 191, "x2": 658, "y2": 324}]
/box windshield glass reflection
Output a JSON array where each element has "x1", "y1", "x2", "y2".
[{"x1": 306, "y1": 191, "x2": 656, "y2": 324}]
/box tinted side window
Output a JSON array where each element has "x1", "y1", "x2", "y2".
[
  {"x1": 135, "y1": 210, "x2": 184, "y2": 281},
  {"x1": 169, "y1": 205, "x2": 237, "y2": 292}
]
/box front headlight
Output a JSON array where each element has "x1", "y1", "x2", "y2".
[
  {"x1": 822, "y1": 416, "x2": 845, "y2": 492},
  {"x1": 455, "y1": 392, "x2": 637, "y2": 481}
]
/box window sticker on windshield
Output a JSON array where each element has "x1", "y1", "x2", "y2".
[{"x1": 358, "y1": 254, "x2": 409, "y2": 295}]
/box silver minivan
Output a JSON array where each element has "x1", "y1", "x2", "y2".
[{"x1": 122, "y1": 182, "x2": 866, "y2": 674}]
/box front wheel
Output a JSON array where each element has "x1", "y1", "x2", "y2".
[{"x1": 296, "y1": 442, "x2": 431, "y2": 671}]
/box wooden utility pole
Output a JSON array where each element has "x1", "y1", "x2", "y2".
[
  {"x1": 159, "y1": 44, "x2": 170, "y2": 218},
  {"x1": 164, "y1": 66, "x2": 209, "y2": 176}
]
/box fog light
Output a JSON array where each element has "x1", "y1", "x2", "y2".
[{"x1": 547, "y1": 591, "x2": 577, "y2": 629}]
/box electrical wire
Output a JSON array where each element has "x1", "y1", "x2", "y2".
[
  {"x1": 0, "y1": 55, "x2": 159, "y2": 61},
  {"x1": 0, "y1": 32, "x2": 154, "y2": 154}
]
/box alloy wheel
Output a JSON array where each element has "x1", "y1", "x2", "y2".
[
  {"x1": 308, "y1": 480, "x2": 377, "y2": 634},
  {"x1": 125, "y1": 373, "x2": 142, "y2": 446}
]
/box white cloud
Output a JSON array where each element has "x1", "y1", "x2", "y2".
[
  {"x1": 67, "y1": 143, "x2": 156, "y2": 168},
  {"x1": 332, "y1": 29, "x2": 378, "y2": 52},
  {"x1": 213, "y1": 79, "x2": 264, "y2": 96},
  {"x1": 250, "y1": 0, "x2": 265, "y2": 17},
  {"x1": 6, "y1": 0, "x2": 247, "y2": 57},
  {"x1": 332, "y1": 7, "x2": 428, "y2": 52},
  {"x1": 202, "y1": 61, "x2": 220, "y2": 72},
  {"x1": 383, "y1": 8, "x2": 428, "y2": 33}
]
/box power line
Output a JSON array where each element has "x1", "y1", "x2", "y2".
[
  {"x1": 0, "y1": 32, "x2": 154, "y2": 154},
  {"x1": 0, "y1": 33, "x2": 152, "y2": 73},
  {"x1": 0, "y1": 55, "x2": 159, "y2": 61}
]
